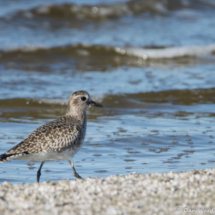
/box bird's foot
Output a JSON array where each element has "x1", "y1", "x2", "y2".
[{"x1": 74, "y1": 172, "x2": 84, "y2": 180}]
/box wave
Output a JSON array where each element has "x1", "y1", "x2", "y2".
[
  {"x1": 31, "y1": 0, "x2": 168, "y2": 20},
  {"x1": 3, "y1": 0, "x2": 215, "y2": 21},
  {"x1": 29, "y1": 0, "x2": 215, "y2": 19},
  {"x1": 1, "y1": 88, "x2": 215, "y2": 122},
  {"x1": 1, "y1": 43, "x2": 215, "y2": 62},
  {"x1": 1, "y1": 87, "x2": 215, "y2": 108}
]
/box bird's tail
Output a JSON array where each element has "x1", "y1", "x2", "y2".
[
  {"x1": 0, "y1": 153, "x2": 12, "y2": 162},
  {"x1": 0, "y1": 151, "x2": 30, "y2": 162}
]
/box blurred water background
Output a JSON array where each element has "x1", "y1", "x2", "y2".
[{"x1": 1, "y1": 0, "x2": 215, "y2": 183}]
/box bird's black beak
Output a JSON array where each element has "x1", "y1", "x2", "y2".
[{"x1": 88, "y1": 100, "x2": 103, "y2": 107}]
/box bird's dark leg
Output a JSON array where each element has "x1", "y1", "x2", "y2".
[
  {"x1": 68, "y1": 159, "x2": 82, "y2": 179},
  {"x1": 37, "y1": 162, "x2": 45, "y2": 183}
]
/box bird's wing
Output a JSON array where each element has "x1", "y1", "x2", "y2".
[{"x1": 5, "y1": 116, "x2": 81, "y2": 155}]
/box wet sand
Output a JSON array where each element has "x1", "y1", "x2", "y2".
[{"x1": 0, "y1": 168, "x2": 214, "y2": 215}]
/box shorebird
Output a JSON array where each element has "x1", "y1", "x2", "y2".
[{"x1": 0, "y1": 91, "x2": 103, "y2": 183}]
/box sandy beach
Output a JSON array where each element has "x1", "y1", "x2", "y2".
[{"x1": 0, "y1": 168, "x2": 214, "y2": 215}]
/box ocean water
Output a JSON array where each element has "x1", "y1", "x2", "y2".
[{"x1": 0, "y1": 0, "x2": 215, "y2": 183}]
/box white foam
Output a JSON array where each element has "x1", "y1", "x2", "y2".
[{"x1": 124, "y1": 44, "x2": 215, "y2": 59}]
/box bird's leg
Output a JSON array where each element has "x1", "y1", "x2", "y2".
[
  {"x1": 37, "y1": 162, "x2": 45, "y2": 183},
  {"x1": 68, "y1": 159, "x2": 83, "y2": 179}
]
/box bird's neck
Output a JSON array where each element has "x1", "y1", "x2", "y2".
[{"x1": 66, "y1": 108, "x2": 87, "y2": 124}]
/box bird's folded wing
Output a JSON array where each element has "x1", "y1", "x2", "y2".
[{"x1": 5, "y1": 120, "x2": 80, "y2": 155}]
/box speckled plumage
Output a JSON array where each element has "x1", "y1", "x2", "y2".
[
  {"x1": 1, "y1": 115, "x2": 86, "y2": 162},
  {"x1": 0, "y1": 90, "x2": 103, "y2": 182}
]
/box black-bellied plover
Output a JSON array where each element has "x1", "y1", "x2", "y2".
[{"x1": 0, "y1": 91, "x2": 103, "y2": 183}]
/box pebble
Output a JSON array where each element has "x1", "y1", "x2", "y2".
[{"x1": 1, "y1": 168, "x2": 215, "y2": 214}]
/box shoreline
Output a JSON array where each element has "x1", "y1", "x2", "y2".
[{"x1": 0, "y1": 168, "x2": 215, "y2": 215}]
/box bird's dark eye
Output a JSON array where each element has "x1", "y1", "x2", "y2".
[{"x1": 81, "y1": 96, "x2": 86, "y2": 101}]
